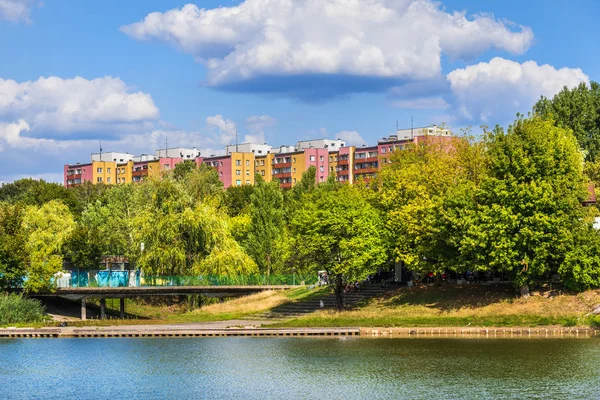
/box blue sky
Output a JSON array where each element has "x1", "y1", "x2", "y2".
[{"x1": 0, "y1": 0, "x2": 597, "y2": 183}]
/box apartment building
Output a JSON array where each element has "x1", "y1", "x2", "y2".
[
  {"x1": 203, "y1": 152, "x2": 256, "y2": 188},
  {"x1": 63, "y1": 125, "x2": 453, "y2": 189}
]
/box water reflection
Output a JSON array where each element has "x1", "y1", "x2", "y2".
[{"x1": 0, "y1": 338, "x2": 598, "y2": 399}]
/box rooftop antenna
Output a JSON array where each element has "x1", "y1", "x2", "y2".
[
  {"x1": 235, "y1": 130, "x2": 239, "y2": 152},
  {"x1": 411, "y1": 116, "x2": 414, "y2": 140},
  {"x1": 99, "y1": 140, "x2": 103, "y2": 153},
  {"x1": 165, "y1": 134, "x2": 168, "y2": 157},
  {"x1": 396, "y1": 120, "x2": 398, "y2": 131}
]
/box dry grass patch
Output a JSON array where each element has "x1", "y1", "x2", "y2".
[{"x1": 189, "y1": 290, "x2": 290, "y2": 316}]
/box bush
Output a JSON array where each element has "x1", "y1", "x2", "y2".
[{"x1": 0, "y1": 294, "x2": 46, "y2": 325}]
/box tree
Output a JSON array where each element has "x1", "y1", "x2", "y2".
[
  {"x1": 290, "y1": 185, "x2": 386, "y2": 310},
  {"x1": 473, "y1": 117, "x2": 588, "y2": 293},
  {"x1": 223, "y1": 184, "x2": 255, "y2": 217},
  {"x1": 245, "y1": 176, "x2": 284, "y2": 275},
  {"x1": 172, "y1": 160, "x2": 197, "y2": 181},
  {"x1": 0, "y1": 203, "x2": 28, "y2": 289},
  {"x1": 22, "y1": 201, "x2": 75, "y2": 292},
  {"x1": 533, "y1": 81, "x2": 600, "y2": 161},
  {"x1": 0, "y1": 178, "x2": 80, "y2": 214}
]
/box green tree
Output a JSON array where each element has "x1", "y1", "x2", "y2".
[
  {"x1": 474, "y1": 117, "x2": 588, "y2": 293},
  {"x1": 290, "y1": 184, "x2": 386, "y2": 310},
  {"x1": 533, "y1": 81, "x2": 600, "y2": 161},
  {"x1": 0, "y1": 203, "x2": 28, "y2": 289},
  {"x1": 172, "y1": 160, "x2": 197, "y2": 180},
  {"x1": 0, "y1": 178, "x2": 80, "y2": 214},
  {"x1": 223, "y1": 184, "x2": 255, "y2": 217},
  {"x1": 22, "y1": 201, "x2": 75, "y2": 292},
  {"x1": 245, "y1": 176, "x2": 284, "y2": 275}
]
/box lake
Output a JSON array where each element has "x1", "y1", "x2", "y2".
[{"x1": 1, "y1": 338, "x2": 599, "y2": 399}]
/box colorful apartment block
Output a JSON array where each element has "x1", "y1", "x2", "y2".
[
  {"x1": 63, "y1": 125, "x2": 453, "y2": 189},
  {"x1": 203, "y1": 152, "x2": 256, "y2": 188}
]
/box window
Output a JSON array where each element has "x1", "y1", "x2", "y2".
[
  {"x1": 293, "y1": 168, "x2": 296, "y2": 173},
  {"x1": 329, "y1": 156, "x2": 333, "y2": 162},
  {"x1": 381, "y1": 147, "x2": 386, "y2": 153},
  {"x1": 220, "y1": 171, "x2": 223, "y2": 176},
  {"x1": 122, "y1": 168, "x2": 125, "y2": 174},
  {"x1": 236, "y1": 180, "x2": 242, "y2": 186},
  {"x1": 389, "y1": 146, "x2": 393, "y2": 151},
  {"x1": 246, "y1": 180, "x2": 250, "y2": 185},
  {"x1": 236, "y1": 170, "x2": 241, "y2": 176},
  {"x1": 260, "y1": 160, "x2": 265, "y2": 166},
  {"x1": 320, "y1": 156, "x2": 324, "y2": 162},
  {"x1": 246, "y1": 160, "x2": 250, "y2": 166},
  {"x1": 236, "y1": 160, "x2": 241, "y2": 166},
  {"x1": 310, "y1": 155, "x2": 315, "y2": 161},
  {"x1": 97, "y1": 168, "x2": 103, "y2": 173},
  {"x1": 319, "y1": 166, "x2": 324, "y2": 172},
  {"x1": 97, "y1": 177, "x2": 103, "y2": 183},
  {"x1": 246, "y1": 170, "x2": 250, "y2": 176},
  {"x1": 220, "y1": 161, "x2": 223, "y2": 166},
  {"x1": 330, "y1": 166, "x2": 334, "y2": 172},
  {"x1": 255, "y1": 160, "x2": 259, "y2": 166},
  {"x1": 107, "y1": 168, "x2": 111, "y2": 173},
  {"x1": 293, "y1": 157, "x2": 296, "y2": 163},
  {"x1": 117, "y1": 178, "x2": 120, "y2": 183},
  {"x1": 320, "y1": 176, "x2": 324, "y2": 182},
  {"x1": 107, "y1": 177, "x2": 111, "y2": 183},
  {"x1": 163, "y1": 164, "x2": 170, "y2": 170},
  {"x1": 261, "y1": 171, "x2": 265, "y2": 176},
  {"x1": 293, "y1": 178, "x2": 297, "y2": 183},
  {"x1": 117, "y1": 169, "x2": 120, "y2": 175}
]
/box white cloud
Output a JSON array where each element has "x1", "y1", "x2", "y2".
[
  {"x1": 245, "y1": 114, "x2": 276, "y2": 143},
  {"x1": 122, "y1": 0, "x2": 533, "y2": 92},
  {"x1": 206, "y1": 114, "x2": 237, "y2": 145},
  {"x1": 0, "y1": 76, "x2": 159, "y2": 137},
  {"x1": 391, "y1": 97, "x2": 448, "y2": 110},
  {"x1": 335, "y1": 130, "x2": 367, "y2": 146},
  {"x1": 446, "y1": 57, "x2": 589, "y2": 124},
  {"x1": 0, "y1": 120, "x2": 82, "y2": 152},
  {"x1": 0, "y1": 0, "x2": 35, "y2": 22}
]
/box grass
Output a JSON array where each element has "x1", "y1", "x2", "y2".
[
  {"x1": 29, "y1": 283, "x2": 600, "y2": 329},
  {"x1": 272, "y1": 284, "x2": 600, "y2": 328},
  {"x1": 64, "y1": 286, "x2": 329, "y2": 327},
  {"x1": 0, "y1": 294, "x2": 48, "y2": 326}
]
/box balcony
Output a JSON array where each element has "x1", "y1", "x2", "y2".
[
  {"x1": 132, "y1": 169, "x2": 148, "y2": 177},
  {"x1": 273, "y1": 172, "x2": 292, "y2": 179},
  {"x1": 272, "y1": 162, "x2": 292, "y2": 168},
  {"x1": 280, "y1": 182, "x2": 292, "y2": 189},
  {"x1": 354, "y1": 167, "x2": 379, "y2": 175}
]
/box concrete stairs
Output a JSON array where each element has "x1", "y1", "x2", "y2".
[{"x1": 253, "y1": 283, "x2": 399, "y2": 320}]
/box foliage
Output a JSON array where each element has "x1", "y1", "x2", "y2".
[
  {"x1": 245, "y1": 177, "x2": 284, "y2": 275},
  {"x1": 473, "y1": 117, "x2": 587, "y2": 287},
  {"x1": 22, "y1": 201, "x2": 76, "y2": 292},
  {"x1": 533, "y1": 81, "x2": 600, "y2": 161},
  {"x1": 290, "y1": 184, "x2": 386, "y2": 309},
  {"x1": 172, "y1": 160, "x2": 198, "y2": 181},
  {"x1": 223, "y1": 184, "x2": 255, "y2": 217},
  {"x1": 0, "y1": 294, "x2": 46, "y2": 325},
  {"x1": 0, "y1": 203, "x2": 28, "y2": 288},
  {"x1": 0, "y1": 178, "x2": 81, "y2": 214},
  {"x1": 560, "y1": 225, "x2": 600, "y2": 290}
]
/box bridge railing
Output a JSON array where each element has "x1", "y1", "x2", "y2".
[{"x1": 54, "y1": 270, "x2": 316, "y2": 288}]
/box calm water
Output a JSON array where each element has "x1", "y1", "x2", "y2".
[{"x1": 1, "y1": 338, "x2": 600, "y2": 399}]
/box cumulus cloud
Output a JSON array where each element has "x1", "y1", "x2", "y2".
[
  {"x1": 245, "y1": 114, "x2": 276, "y2": 143},
  {"x1": 335, "y1": 130, "x2": 367, "y2": 146},
  {"x1": 122, "y1": 0, "x2": 533, "y2": 99},
  {"x1": 446, "y1": 57, "x2": 589, "y2": 124},
  {"x1": 0, "y1": 120, "x2": 81, "y2": 152},
  {"x1": 0, "y1": 76, "x2": 159, "y2": 137},
  {"x1": 0, "y1": 0, "x2": 36, "y2": 22}
]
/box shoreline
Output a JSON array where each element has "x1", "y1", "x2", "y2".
[{"x1": 1, "y1": 324, "x2": 598, "y2": 339}]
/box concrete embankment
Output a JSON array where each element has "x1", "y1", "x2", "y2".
[
  {"x1": 361, "y1": 327, "x2": 599, "y2": 338},
  {"x1": 2, "y1": 325, "x2": 599, "y2": 339},
  {"x1": 0, "y1": 326, "x2": 360, "y2": 338}
]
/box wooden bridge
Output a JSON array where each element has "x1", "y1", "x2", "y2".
[{"x1": 23, "y1": 285, "x2": 294, "y2": 321}]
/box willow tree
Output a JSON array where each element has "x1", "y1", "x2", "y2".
[
  {"x1": 245, "y1": 176, "x2": 284, "y2": 275},
  {"x1": 22, "y1": 201, "x2": 75, "y2": 292},
  {"x1": 290, "y1": 184, "x2": 386, "y2": 310}
]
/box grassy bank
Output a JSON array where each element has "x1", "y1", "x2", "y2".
[
  {"x1": 273, "y1": 284, "x2": 600, "y2": 328},
  {"x1": 66, "y1": 286, "x2": 328, "y2": 327},
  {"x1": 0, "y1": 294, "x2": 48, "y2": 326}
]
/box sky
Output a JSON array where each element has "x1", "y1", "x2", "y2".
[{"x1": 0, "y1": 0, "x2": 598, "y2": 183}]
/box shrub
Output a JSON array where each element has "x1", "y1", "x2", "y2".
[{"x1": 0, "y1": 294, "x2": 46, "y2": 325}]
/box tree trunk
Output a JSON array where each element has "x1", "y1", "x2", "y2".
[
  {"x1": 334, "y1": 274, "x2": 344, "y2": 312},
  {"x1": 519, "y1": 284, "x2": 530, "y2": 298}
]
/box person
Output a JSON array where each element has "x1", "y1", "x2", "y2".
[{"x1": 320, "y1": 300, "x2": 324, "y2": 309}]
